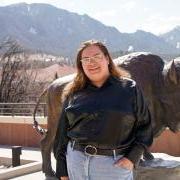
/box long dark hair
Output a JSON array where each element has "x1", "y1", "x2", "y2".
[{"x1": 62, "y1": 39, "x2": 130, "y2": 100}]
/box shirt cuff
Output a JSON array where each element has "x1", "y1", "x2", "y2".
[
  {"x1": 124, "y1": 144, "x2": 145, "y2": 168},
  {"x1": 56, "y1": 158, "x2": 68, "y2": 178}
]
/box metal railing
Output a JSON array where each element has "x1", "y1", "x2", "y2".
[{"x1": 0, "y1": 103, "x2": 47, "y2": 117}]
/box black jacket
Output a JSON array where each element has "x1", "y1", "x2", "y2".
[{"x1": 53, "y1": 75, "x2": 153, "y2": 177}]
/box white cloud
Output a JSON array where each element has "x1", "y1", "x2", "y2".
[
  {"x1": 0, "y1": 0, "x2": 33, "y2": 6},
  {"x1": 0, "y1": 0, "x2": 67, "y2": 7},
  {"x1": 55, "y1": 1, "x2": 76, "y2": 11},
  {"x1": 92, "y1": 10, "x2": 117, "y2": 19},
  {"x1": 90, "y1": 10, "x2": 117, "y2": 26},
  {"x1": 139, "y1": 15, "x2": 180, "y2": 35},
  {"x1": 143, "y1": 7, "x2": 150, "y2": 12},
  {"x1": 122, "y1": 1, "x2": 136, "y2": 12}
]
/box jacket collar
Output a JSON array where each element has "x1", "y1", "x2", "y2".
[{"x1": 86, "y1": 75, "x2": 117, "y2": 90}]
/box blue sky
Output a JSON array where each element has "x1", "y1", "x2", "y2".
[{"x1": 1, "y1": 0, "x2": 180, "y2": 35}]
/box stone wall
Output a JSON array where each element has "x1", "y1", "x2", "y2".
[{"x1": 0, "y1": 116, "x2": 179, "y2": 157}]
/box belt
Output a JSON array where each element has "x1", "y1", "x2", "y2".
[{"x1": 70, "y1": 141, "x2": 129, "y2": 156}]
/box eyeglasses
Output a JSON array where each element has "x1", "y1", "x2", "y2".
[{"x1": 80, "y1": 53, "x2": 104, "y2": 65}]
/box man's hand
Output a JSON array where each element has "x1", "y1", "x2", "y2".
[
  {"x1": 60, "y1": 176, "x2": 69, "y2": 180},
  {"x1": 114, "y1": 157, "x2": 134, "y2": 171}
]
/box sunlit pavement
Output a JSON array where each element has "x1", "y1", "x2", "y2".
[
  {"x1": 0, "y1": 145, "x2": 56, "y2": 179},
  {"x1": 1, "y1": 145, "x2": 180, "y2": 179}
]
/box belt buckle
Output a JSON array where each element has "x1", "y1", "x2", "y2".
[{"x1": 84, "y1": 145, "x2": 97, "y2": 156}]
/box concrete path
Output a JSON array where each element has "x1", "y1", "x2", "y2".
[
  {"x1": 1, "y1": 145, "x2": 180, "y2": 180},
  {"x1": 0, "y1": 145, "x2": 55, "y2": 179}
]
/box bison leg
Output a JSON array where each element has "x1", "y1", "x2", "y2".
[
  {"x1": 40, "y1": 130, "x2": 56, "y2": 178},
  {"x1": 143, "y1": 149, "x2": 154, "y2": 161}
]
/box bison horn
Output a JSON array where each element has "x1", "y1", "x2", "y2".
[{"x1": 166, "y1": 60, "x2": 178, "y2": 85}]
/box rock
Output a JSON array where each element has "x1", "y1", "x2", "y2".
[{"x1": 134, "y1": 153, "x2": 180, "y2": 180}]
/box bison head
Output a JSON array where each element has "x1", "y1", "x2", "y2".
[{"x1": 162, "y1": 58, "x2": 180, "y2": 132}]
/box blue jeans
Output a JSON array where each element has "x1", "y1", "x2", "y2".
[{"x1": 66, "y1": 142, "x2": 134, "y2": 180}]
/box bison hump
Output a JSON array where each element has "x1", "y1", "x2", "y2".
[{"x1": 114, "y1": 52, "x2": 164, "y2": 93}]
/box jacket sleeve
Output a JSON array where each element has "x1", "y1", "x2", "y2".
[
  {"x1": 124, "y1": 85, "x2": 153, "y2": 168},
  {"x1": 53, "y1": 98, "x2": 70, "y2": 178}
]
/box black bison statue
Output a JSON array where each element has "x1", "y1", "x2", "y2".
[{"x1": 33, "y1": 52, "x2": 180, "y2": 178}]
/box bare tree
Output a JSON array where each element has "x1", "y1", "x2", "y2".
[{"x1": 0, "y1": 38, "x2": 37, "y2": 103}]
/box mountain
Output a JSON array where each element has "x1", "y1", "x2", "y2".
[
  {"x1": 127, "y1": 30, "x2": 178, "y2": 54},
  {"x1": 160, "y1": 26, "x2": 180, "y2": 50},
  {"x1": 0, "y1": 3, "x2": 178, "y2": 58}
]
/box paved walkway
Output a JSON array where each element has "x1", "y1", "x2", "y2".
[
  {"x1": 0, "y1": 145, "x2": 56, "y2": 179},
  {"x1": 1, "y1": 145, "x2": 180, "y2": 179}
]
